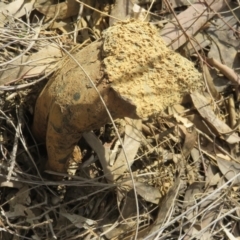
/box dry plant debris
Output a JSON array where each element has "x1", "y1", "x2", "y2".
[
  {"x1": 32, "y1": 19, "x2": 203, "y2": 175},
  {"x1": 1, "y1": 0, "x2": 240, "y2": 240}
]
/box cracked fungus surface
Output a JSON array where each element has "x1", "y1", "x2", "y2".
[{"x1": 103, "y1": 20, "x2": 203, "y2": 118}]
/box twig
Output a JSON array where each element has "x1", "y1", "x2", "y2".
[
  {"x1": 204, "y1": 0, "x2": 240, "y2": 34},
  {"x1": 0, "y1": 68, "x2": 55, "y2": 91},
  {"x1": 76, "y1": 0, "x2": 122, "y2": 22},
  {"x1": 147, "y1": 172, "x2": 240, "y2": 239},
  {"x1": 206, "y1": 57, "x2": 240, "y2": 85},
  {"x1": 196, "y1": 128, "x2": 238, "y2": 162},
  {"x1": 0, "y1": 109, "x2": 57, "y2": 197},
  {"x1": 5, "y1": 216, "x2": 53, "y2": 230},
  {"x1": 45, "y1": 213, "x2": 57, "y2": 239},
  {"x1": 7, "y1": 110, "x2": 20, "y2": 181},
  {"x1": 144, "y1": 0, "x2": 155, "y2": 21},
  {"x1": 74, "y1": 2, "x2": 84, "y2": 44},
  {"x1": 0, "y1": 20, "x2": 42, "y2": 67},
  {"x1": 197, "y1": 132, "x2": 207, "y2": 175}
]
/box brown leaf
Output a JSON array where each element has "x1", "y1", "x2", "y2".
[
  {"x1": 217, "y1": 156, "x2": 240, "y2": 184},
  {"x1": 120, "y1": 179, "x2": 162, "y2": 205},
  {"x1": 170, "y1": 106, "x2": 197, "y2": 157},
  {"x1": 183, "y1": 182, "x2": 204, "y2": 221},
  {"x1": 36, "y1": 0, "x2": 79, "y2": 20},
  {"x1": 109, "y1": 0, "x2": 133, "y2": 26},
  {"x1": 145, "y1": 177, "x2": 182, "y2": 238},
  {"x1": 191, "y1": 91, "x2": 240, "y2": 144},
  {"x1": 60, "y1": 212, "x2": 97, "y2": 229},
  {"x1": 205, "y1": 164, "x2": 221, "y2": 187},
  {"x1": 178, "y1": 124, "x2": 197, "y2": 157},
  {"x1": 184, "y1": 32, "x2": 211, "y2": 55},
  {"x1": 207, "y1": 13, "x2": 240, "y2": 69},
  {"x1": 83, "y1": 119, "x2": 142, "y2": 182},
  {"x1": 161, "y1": 0, "x2": 198, "y2": 11},
  {"x1": 161, "y1": 0, "x2": 231, "y2": 50},
  {"x1": 202, "y1": 62, "x2": 221, "y2": 101},
  {"x1": 0, "y1": 0, "x2": 34, "y2": 27},
  {"x1": 0, "y1": 43, "x2": 63, "y2": 85}
]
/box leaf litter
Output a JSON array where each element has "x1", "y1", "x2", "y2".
[{"x1": 1, "y1": 0, "x2": 240, "y2": 239}]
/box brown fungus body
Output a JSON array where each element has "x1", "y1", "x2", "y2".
[{"x1": 33, "y1": 20, "x2": 203, "y2": 174}]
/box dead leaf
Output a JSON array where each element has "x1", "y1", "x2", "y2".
[
  {"x1": 161, "y1": 0, "x2": 198, "y2": 11},
  {"x1": 206, "y1": 165, "x2": 221, "y2": 187},
  {"x1": 119, "y1": 179, "x2": 161, "y2": 205},
  {"x1": 36, "y1": 0, "x2": 80, "y2": 20},
  {"x1": 5, "y1": 203, "x2": 26, "y2": 218},
  {"x1": 183, "y1": 182, "x2": 204, "y2": 221},
  {"x1": 217, "y1": 156, "x2": 240, "y2": 184},
  {"x1": 174, "y1": 114, "x2": 193, "y2": 129},
  {"x1": 178, "y1": 124, "x2": 197, "y2": 157},
  {"x1": 170, "y1": 106, "x2": 197, "y2": 156},
  {"x1": 184, "y1": 32, "x2": 211, "y2": 56},
  {"x1": 104, "y1": 189, "x2": 138, "y2": 239},
  {"x1": 191, "y1": 148, "x2": 201, "y2": 162},
  {"x1": 221, "y1": 222, "x2": 240, "y2": 240},
  {"x1": 191, "y1": 91, "x2": 240, "y2": 144},
  {"x1": 202, "y1": 62, "x2": 221, "y2": 101},
  {"x1": 0, "y1": 43, "x2": 63, "y2": 85},
  {"x1": 61, "y1": 212, "x2": 97, "y2": 229},
  {"x1": 207, "y1": 11, "x2": 240, "y2": 69},
  {"x1": 132, "y1": 4, "x2": 148, "y2": 21},
  {"x1": 135, "y1": 183, "x2": 161, "y2": 204},
  {"x1": 109, "y1": 0, "x2": 133, "y2": 26},
  {"x1": 8, "y1": 186, "x2": 31, "y2": 208},
  {"x1": 0, "y1": 0, "x2": 35, "y2": 27},
  {"x1": 83, "y1": 119, "x2": 142, "y2": 182},
  {"x1": 102, "y1": 120, "x2": 141, "y2": 181},
  {"x1": 145, "y1": 177, "x2": 182, "y2": 238},
  {"x1": 161, "y1": 0, "x2": 231, "y2": 50}
]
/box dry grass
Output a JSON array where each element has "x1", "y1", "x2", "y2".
[{"x1": 1, "y1": 1, "x2": 240, "y2": 239}]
